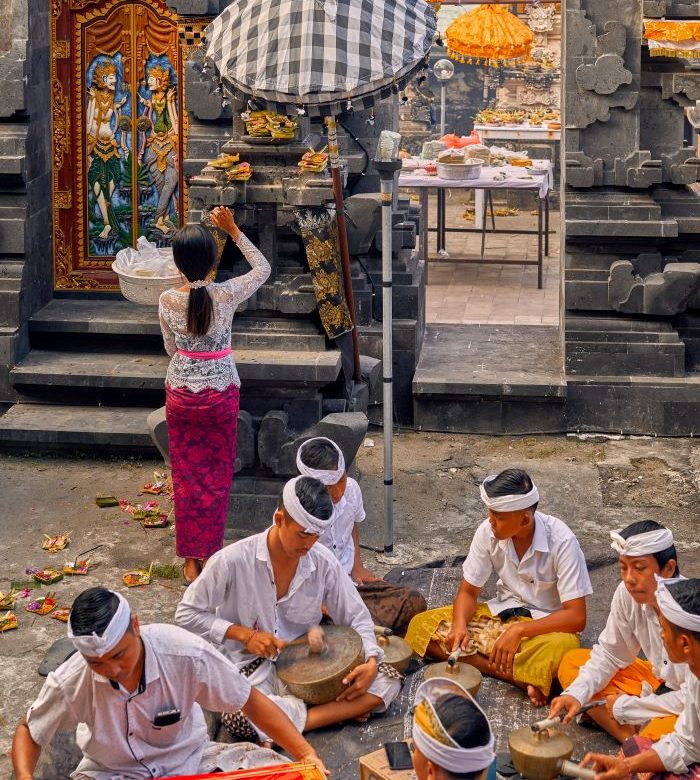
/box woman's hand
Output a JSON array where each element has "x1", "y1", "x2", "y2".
[{"x1": 210, "y1": 206, "x2": 241, "y2": 240}]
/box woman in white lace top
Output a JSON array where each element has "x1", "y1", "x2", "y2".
[{"x1": 159, "y1": 208, "x2": 271, "y2": 582}]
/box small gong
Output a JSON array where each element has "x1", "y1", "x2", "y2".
[
  {"x1": 508, "y1": 726, "x2": 574, "y2": 780},
  {"x1": 276, "y1": 625, "x2": 363, "y2": 706},
  {"x1": 375, "y1": 628, "x2": 413, "y2": 674},
  {"x1": 423, "y1": 657, "x2": 482, "y2": 697}
]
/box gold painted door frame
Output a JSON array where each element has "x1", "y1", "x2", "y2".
[{"x1": 51, "y1": 0, "x2": 184, "y2": 291}]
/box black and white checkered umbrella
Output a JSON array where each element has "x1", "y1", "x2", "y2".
[{"x1": 204, "y1": 0, "x2": 437, "y2": 117}]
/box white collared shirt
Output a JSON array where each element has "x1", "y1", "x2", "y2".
[
  {"x1": 175, "y1": 528, "x2": 383, "y2": 667},
  {"x1": 462, "y1": 511, "x2": 593, "y2": 618},
  {"x1": 565, "y1": 581, "x2": 688, "y2": 719},
  {"x1": 26, "y1": 624, "x2": 251, "y2": 780},
  {"x1": 318, "y1": 477, "x2": 365, "y2": 575},
  {"x1": 653, "y1": 674, "x2": 700, "y2": 774}
]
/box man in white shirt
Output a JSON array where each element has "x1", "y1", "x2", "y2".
[
  {"x1": 175, "y1": 475, "x2": 402, "y2": 740},
  {"x1": 550, "y1": 521, "x2": 687, "y2": 743},
  {"x1": 11, "y1": 587, "x2": 324, "y2": 780},
  {"x1": 296, "y1": 437, "x2": 426, "y2": 634},
  {"x1": 404, "y1": 468, "x2": 592, "y2": 707},
  {"x1": 581, "y1": 578, "x2": 700, "y2": 780}
]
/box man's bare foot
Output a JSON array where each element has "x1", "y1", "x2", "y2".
[{"x1": 527, "y1": 684, "x2": 547, "y2": 707}]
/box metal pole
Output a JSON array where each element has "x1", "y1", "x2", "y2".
[
  {"x1": 374, "y1": 159, "x2": 401, "y2": 555},
  {"x1": 440, "y1": 83, "x2": 446, "y2": 137}
]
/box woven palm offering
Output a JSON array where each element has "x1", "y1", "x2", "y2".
[{"x1": 435, "y1": 614, "x2": 510, "y2": 657}]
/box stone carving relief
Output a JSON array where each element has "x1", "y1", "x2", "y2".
[
  {"x1": 576, "y1": 53, "x2": 632, "y2": 95},
  {"x1": 609, "y1": 254, "x2": 700, "y2": 315},
  {"x1": 526, "y1": 4, "x2": 556, "y2": 33}
]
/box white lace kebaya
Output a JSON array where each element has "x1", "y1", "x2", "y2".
[{"x1": 158, "y1": 232, "x2": 271, "y2": 393}]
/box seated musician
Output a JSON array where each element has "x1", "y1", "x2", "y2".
[
  {"x1": 550, "y1": 521, "x2": 687, "y2": 743},
  {"x1": 411, "y1": 676, "x2": 496, "y2": 780},
  {"x1": 296, "y1": 436, "x2": 426, "y2": 635},
  {"x1": 11, "y1": 587, "x2": 324, "y2": 780},
  {"x1": 405, "y1": 468, "x2": 592, "y2": 707},
  {"x1": 175, "y1": 475, "x2": 402, "y2": 741},
  {"x1": 581, "y1": 578, "x2": 700, "y2": 780}
]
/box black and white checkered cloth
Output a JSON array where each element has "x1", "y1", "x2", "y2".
[{"x1": 204, "y1": 0, "x2": 437, "y2": 117}]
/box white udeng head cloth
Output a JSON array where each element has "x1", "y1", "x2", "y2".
[
  {"x1": 610, "y1": 527, "x2": 674, "y2": 557},
  {"x1": 412, "y1": 677, "x2": 495, "y2": 774},
  {"x1": 479, "y1": 474, "x2": 539, "y2": 512},
  {"x1": 282, "y1": 475, "x2": 335, "y2": 535},
  {"x1": 67, "y1": 590, "x2": 132, "y2": 657},
  {"x1": 296, "y1": 436, "x2": 346, "y2": 485},
  {"x1": 656, "y1": 576, "x2": 700, "y2": 632}
]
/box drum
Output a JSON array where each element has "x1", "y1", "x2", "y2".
[{"x1": 276, "y1": 625, "x2": 364, "y2": 705}]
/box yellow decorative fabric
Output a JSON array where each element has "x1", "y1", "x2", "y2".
[
  {"x1": 414, "y1": 700, "x2": 453, "y2": 746},
  {"x1": 445, "y1": 5, "x2": 534, "y2": 66},
  {"x1": 405, "y1": 603, "x2": 579, "y2": 697},
  {"x1": 644, "y1": 20, "x2": 700, "y2": 42}
]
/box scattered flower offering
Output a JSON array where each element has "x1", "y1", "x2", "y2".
[
  {"x1": 141, "y1": 481, "x2": 167, "y2": 496},
  {"x1": 120, "y1": 500, "x2": 160, "y2": 519},
  {"x1": 42, "y1": 533, "x2": 71, "y2": 553},
  {"x1": 63, "y1": 560, "x2": 90, "y2": 576},
  {"x1": 51, "y1": 608, "x2": 71, "y2": 623},
  {"x1": 123, "y1": 563, "x2": 153, "y2": 588},
  {"x1": 95, "y1": 495, "x2": 119, "y2": 508},
  {"x1": 26, "y1": 593, "x2": 57, "y2": 616},
  {"x1": 0, "y1": 611, "x2": 18, "y2": 632},
  {"x1": 142, "y1": 513, "x2": 169, "y2": 529},
  {"x1": 0, "y1": 588, "x2": 20, "y2": 610},
  {"x1": 28, "y1": 568, "x2": 64, "y2": 585}
]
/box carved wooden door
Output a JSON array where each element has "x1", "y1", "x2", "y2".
[{"x1": 51, "y1": 0, "x2": 183, "y2": 291}]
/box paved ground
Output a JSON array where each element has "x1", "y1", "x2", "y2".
[
  {"x1": 418, "y1": 192, "x2": 561, "y2": 326},
  {"x1": 1, "y1": 431, "x2": 698, "y2": 777}
]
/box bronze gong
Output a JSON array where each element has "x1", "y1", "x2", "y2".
[
  {"x1": 276, "y1": 625, "x2": 364, "y2": 706},
  {"x1": 508, "y1": 725, "x2": 596, "y2": 780},
  {"x1": 423, "y1": 649, "x2": 482, "y2": 697},
  {"x1": 374, "y1": 625, "x2": 413, "y2": 674}
]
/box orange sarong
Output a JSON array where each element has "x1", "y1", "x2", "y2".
[{"x1": 558, "y1": 648, "x2": 677, "y2": 740}]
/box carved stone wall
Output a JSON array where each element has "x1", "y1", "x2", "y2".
[
  {"x1": 564, "y1": 0, "x2": 700, "y2": 434},
  {"x1": 0, "y1": 0, "x2": 52, "y2": 401}
]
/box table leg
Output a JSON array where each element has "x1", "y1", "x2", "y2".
[
  {"x1": 489, "y1": 191, "x2": 496, "y2": 230},
  {"x1": 420, "y1": 188, "x2": 429, "y2": 284},
  {"x1": 475, "y1": 189, "x2": 484, "y2": 230},
  {"x1": 537, "y1": 197, "x2": 543, "y2": 289},
  {"x1": 437, "y1": 189, "x2": 446, "y2": 256},
  {"x1": 481, "y1": 189, "x2": 488, "y2": 258},
  {"x1": 544, "y1": 194, "x2": 550, "y2": 257}
]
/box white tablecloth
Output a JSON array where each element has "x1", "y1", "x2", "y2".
[
  {"x1": 474, "y1": 123, "x2": 561, "y2": 142},
  {"x1": 399, "y1": 161, "x2": 553, "y2": 199}
]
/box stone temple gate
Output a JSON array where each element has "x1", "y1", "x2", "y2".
[{"x1": 0, "y1": 0, "x2": 698, "y2": 458}]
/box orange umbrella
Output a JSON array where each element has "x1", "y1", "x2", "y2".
[{"x1": 445, "y1": 4, "x2": 534, "y2": 66}]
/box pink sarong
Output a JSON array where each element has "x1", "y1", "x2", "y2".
[
  {"x1": 622, "y1": 736, "x2": 699, "y2": 780},
  {"x1": 165, "y1": 383, "x2": 239, "y2": 558}
]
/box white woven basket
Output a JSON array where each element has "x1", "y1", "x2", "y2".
[
  {"x1": 437, "y1": 161, "x2": 483, "y2": 181},
  {"x1": 111, "y1": 262, "x2": 181, "y2": 306}
]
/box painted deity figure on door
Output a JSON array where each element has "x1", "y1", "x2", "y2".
[
  {"x1": 138, "y1": 56, "x2": 180, "y2": 240},
  {"x1": 86, "y1": 54, "x2": 132, "y2": 256}
]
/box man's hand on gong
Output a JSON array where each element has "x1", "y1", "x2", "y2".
[{"x1": 337, "y1": 657, "x2": 378, "y2": 702}]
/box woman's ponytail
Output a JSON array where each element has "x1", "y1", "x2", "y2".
[
  {"x1": 171, "y1": 223, "x2": 218, "y2": 336},
  {"x1": 187, "y1": 286, "x2": 213, "y2": 336}
]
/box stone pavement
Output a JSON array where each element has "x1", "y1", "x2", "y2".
[
  {"x1": 1, "y1": 432, "x2": 698, "y2": 777},
  {"x1": 418, "y1": 192, "x2": 561, "y2": 326}
]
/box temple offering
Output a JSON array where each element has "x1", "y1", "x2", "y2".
[
  {"x1": 207, "y1": 153, "x2": 240, "y2": 170},
  {"x1": 51, "y1": 607, "x2": 71, "y2": 623},
  {"x1": 123, "y1": 563, "x2": 153, "y2": 588},
  {"x1": 0, "y1": 588, "x2": 20, "y2": 610},
  {"x1": 25, "y1": 593, "x2": 57, "y2": 615},
  {"x1": 226, "y1": 162, "x2": 252, "y2": 182},
  {"x1": 63, "y1": 559, "x2": 91, "y2": 575},
  {"x1": 298, "y1": 148, "x2": 329, "y2": 173},
  {"x1": 244, "y1": 110, "x2": 298, "y2": 139},
  {"x1": 0, "y1": 611, "x2": 18, "y2": 632},
  {"x1": 29, "y1": 568, "x2": 64, "y2": 585},
  {"x1": 142, "y1": 513, "x2": 169, "y2": 529},
  {"x1": 95, "y1": 495, "x2": 119, "y2": 508},
  {"x1": 42, "y1": 533, "x2": 71, "y2": 553}
]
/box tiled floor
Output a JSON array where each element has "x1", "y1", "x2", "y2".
[{"x1": 417, "y1": 193, "x2": 561, "y2": 326}]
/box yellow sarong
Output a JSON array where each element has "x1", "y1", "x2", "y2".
[
  {"x1": 558, "y1": 648, "x2": 677, "y2": 740},
  {"x1": 405, "y1": 603, "x2": 579, "y2": 697}
]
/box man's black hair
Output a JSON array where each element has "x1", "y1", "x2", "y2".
[
  {"x1": 665, "y1": 578, "x2": 700, "y2": 643},
  {"x1": 69, "y1": 587, "x2": 126, "y2": 637},
  {"x1": 483, "y1": 468, "x2": 538, "y2": 511},
  {"x1": 299, "y1": 439, "x2": 341, "y2": 471},
  {"x1": 278, "y1": 476, "x2": 334, "y2": 523},
  {"x1": 619, "y1": 520, "x2": 679, "y2": 576},
  {"x1": 432, "y1": 693, "x2": 492, "y2": 780}
]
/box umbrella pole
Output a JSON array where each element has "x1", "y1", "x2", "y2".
[{"x1": 326, "y1": 116, "x2": 361, "y2": 383}]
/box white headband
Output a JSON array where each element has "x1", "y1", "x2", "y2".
[
  {"x1": 610, "y1": 528, "x2": 674, "y2": 557},
  {"x1": 656, "y1": 576, "x2": 700, "y2": 632},
  {"x1": 296, "y1": 437, "x2": 346, "y2": 485},
  {"x1": 479, "y1": 474, "x2": 539, "y2": 512},
  {"x1": 67, "y1": 591, "x2": 131, "y2": 657},
  {"x1": 412, "y1": 677, "x2": 495, "y2": 773},
  {"x1": 282, "y1": 476, "x2": 334, "y2": 535}
]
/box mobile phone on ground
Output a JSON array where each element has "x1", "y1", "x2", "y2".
[{"x1": 384, "y1": 741, "x2": 413, "y2": 771}]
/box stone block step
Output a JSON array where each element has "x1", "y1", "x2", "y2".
[
  {"x1": 0, "y1": 403, "x2": 156, "y2": 452},
  {"x1": 11, "y1": 348, "x2": 342, "y2": 391},
  {"x1": 29, "y1": 300, "x2": 326, "y2": 350},
  {"x1": 566, "y1": 340, "x2": 685, "y2": 377}
]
